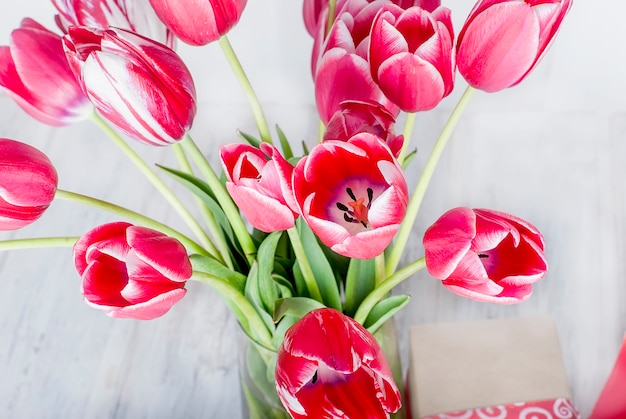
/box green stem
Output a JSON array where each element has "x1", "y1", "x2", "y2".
[
  {"x1": 55, "y1": 189, "x2": 208, "y2": 257},
  {"x1": 355, "y1": 257, "x2": 425, "y2": 325},
  {"x1": 386, "y1": 86, "x2": 476, "y2": 276},
  {"x1": 191, "y1": 270, "x2": 273, "y2": 349},
  {"x1": 399, "y1": 112, "x2": 417, "y2": 164},
  {"x1": 89, "y1": 113, "x2": 217, "y2": 255},
  {"x1": 374, "y1": 253, "x2": 386, "y2": 287},
  {"x1": 173, "y1": 144, "x2": 232, "y2": 268},
  {"x1": 218, "y1": 36, "x2": 272, "y2": 144},
  {"x1": 181, "y1": 135, "x2": 256, "y2": 265},
  {"x1": 0, "y1": 237, "x2": 78, "y2": 251},
  {"x1": 287, "y1": 227, "x2": 323, "y2": 302}
]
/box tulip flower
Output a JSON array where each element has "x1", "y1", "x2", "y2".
[
  {"x1": 0, "y1": 139, "x2": 58, "y2": 231},
  {"x1": 369, "y1": 4, "x2": 455, "y2": 112},
  {"x1": 324, "y1": 100, "x2": 403, "y2": 157},
  {"x1": 52, "y1": 0, "x2": 175, "y2": 48},
  {"x1": 148, "y1": 0, "x2": 248, "y2": 46},
  {"x1": 63, "y1": 26, "x2": 196, "y2": 146},
  {"x1": 0, "y1": 19, "x2": 92, "y2": 126},
  {"x1": 275, "y1": 308, "x2": 402, "y2": 418},
  {"x1": 220, "y1": 142, "x2": 298, "y2": 233},
  {"x1": 293, "y1": 132, "x2": 408, "y2": 259},
  {"x1": 73, "y1": 222, "x2": 192, "y2": 320},
  {"x1": 423, "y1": 207, "x2": 547, "y2": 304},
  {"x1": 456, "y1": 0, "x2": 573, "y2": 93}
]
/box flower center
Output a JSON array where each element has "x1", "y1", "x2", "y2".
[{"x1": 336, "y1": 187, "x2": 373, "y2": 228}]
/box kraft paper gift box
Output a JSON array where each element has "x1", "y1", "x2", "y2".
[{"x1": 407, "y1": 316, "x2": 578, "y2": 418}]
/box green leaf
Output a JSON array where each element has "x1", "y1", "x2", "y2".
[
  {"x1": 189, "y1": 254, "x2": 246, "y2": 293},
  {"x1": 275, "y1": 125, "x2": 293, "y2": 160},
  {"x1": 273, "y1": 297, "x2": 326, "y2": 323},
  {"x1": 295, "y1": 218, "x2": 342, "y2": 310},
  {"x1": 301, "y1": 140, "x2": 309, "y2": 155},
  {"x1": 401, "y1": 148, "x2": 417, "y2": 169},
  {"x1": 238, "y1": 129, "x2": 261, "y2": 148},
  {"x1": 256, "y1": 232, "x2": 283, "y2": 316},
  {"x1": 245, "y1": 263, "x2": 276, "y2": 333},
  {"x1": 272, "y1": 274, "x2": 294, "y2": 299},
  {"x1": 344, "y1": 257, "x2": 376, "y2": 317},
  {"x1": 272, "y1": 315, "x2": 299, "y2": 351},
  {"x1": 364, "y1": 295, "x2": 410, "y2": 335}
]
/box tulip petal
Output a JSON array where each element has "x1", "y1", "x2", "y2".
[
  {"x1": 108, "y1": 288, "x2": 187, "y2": 319},
  {"x1": 226, "y1": 183, "x2": 296, "y2": 232}
]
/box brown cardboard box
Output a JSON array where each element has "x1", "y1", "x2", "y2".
[{"x1": 408, "y1": 316, "x2": 572, "y2": 418}]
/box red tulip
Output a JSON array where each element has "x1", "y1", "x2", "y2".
[
  {"x1": 293, "y1": 133, "x2": 408, "y2": 259},
  {"x1": 148, "y1": 0, "x2": 247, "y2": 46},
  {"x1": 220, "y1": 142, "x2": 298, "y2": 233},
  {"x1": 0, "y1": 139, "x2": 58, "y2": 231},
  {"x1": 369, "y1": 4, "x2": 455, "y2": 112},
  {"x1": 456, "y1": 0, "x2": 573, "y2": 93},
  {"x1": 63, "y1": 26, "x2": 196, "y2": 146},
  {"x1": 323, "y1": 100, "x2": 403, "y2": 157},
  {"x1": 0, "y1": 19, "x2": 92, "y2": 126},
  {"x1": 275, "y1": 308, "x2": 401, "y2": 418},
  {"x1": 423, "y1": 207, "x2": 547, "y2": 304},
  {"x1": 73, "y1": 222, "x2": 192, "y2": 320},
  {"x1": 52, "y1": 0, "x2": 174, "y2": 47}
]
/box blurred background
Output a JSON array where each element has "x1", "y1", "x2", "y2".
[{"x1": 0, "y1": 0, "x2": 623, "y2": 417}]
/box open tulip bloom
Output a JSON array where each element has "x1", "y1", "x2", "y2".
[{"x1": 0, "y1": 0, "x2": 573, "y2": 417}]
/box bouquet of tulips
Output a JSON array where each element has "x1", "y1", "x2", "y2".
[{"x1": 0, "y1": 0, "x2": 572, "y2": 417}]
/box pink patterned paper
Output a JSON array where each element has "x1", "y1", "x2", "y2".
[{"x1": 422, "y1": 398, "x2": 581, "y2": 419}]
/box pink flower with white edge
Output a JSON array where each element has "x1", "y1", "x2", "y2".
[
  {"x1": 52, "y1": 0, "x2": 175, "y2": 48},
  {"x1": 369, "y1": 4, "x2": 455, "y2": 112},
  {"x1": 63, "y1": 26, "x2": 196, "y2": 146},
  {"x1": 0, "y1": 138, "x2": 58, "y2": 231},
  {"x1": 275, "y1": 308, "x2": 402, "y2": 418},
  {"x1": 148, "y1": 0, "x2": 247, "y2": 46},
  {"x1": 456, "y1": 0, "x2": 573, "y2": 93},
  {"x1": 73, "y1": 222, "x2": 192, "y2": 320},
  {"x1": 293, "y1": 132, "x2": 408, "y2": 259},
  {"x1": 220, "y1": 142, "x2": 297, "y2": 233},
  {"x1": 423, "y1": 207, "x2": 547, "y2": 304},
  {"x1": 0, "y1": 19, "x2": 92, "y2": 126}
]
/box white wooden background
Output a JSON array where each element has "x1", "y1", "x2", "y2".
[{"x1": 0, "y1": 1, "x2": 622, "y2": 418}]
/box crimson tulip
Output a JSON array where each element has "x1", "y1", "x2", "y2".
[
  {"x1": 0, "y1": 19, "x2": 92, "y2": 126},
  {"x1": 63, "y1": 26, "x2": 196, "y2": 146},
  {"x1": 0, "y1": 139, "x2": 58, "y2": 231},
  {"x1": 220, "y1": 142, "x2": 298, "y2": 233},
  {"x1": 275, "y1": 308, "x2": 401, "y2": 418},
  {"x1": 423, "y1": 207, "x2": 547, "y2": 304},
  {"x1": 369, "y1": 4, "x2": 455, "y2": 112},
  {"x1": 73, "y1": 222, "x2": 192, "y2": 320},
  {"x1": 147, "y1": 0, "x2": 247, "y2": 46},
  {"x1": 293, "y1": 133, "x2": 408, "y2": 259},
  {"x1": 456, "y1": 0, "x2": 573, "y2": 93}
]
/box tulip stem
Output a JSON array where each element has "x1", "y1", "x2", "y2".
[
  {"x1": 0, "y1": 237, "x2": 78, "y2": 251},
  {"x1": 182, "y1": 135, "x2": 256, "y2": 265},
  {"x1": 54, "y1": 189, "x2": 209, "y2": 257},
  {"x1": 287, "y1": 227, "x2": 323, "y2": 302},
  {"x1": 386, "y1": 86, "x2": 476, "y2": 277},
  {"x1": 355, "y1": 257, "x2": 425, "y2": 325},
  {"x1": 172, "y1": 143, "x2": 233, "y2": 268},
  {"x1": 218, "y1": 36, "x2": 272, "y2": 144},
  {"x1": 191, "y1": 270, "x2": 274, "y2": 350},
  {"x1": 89, "y1": 113, "x2": 218, "y2": 257},
  {"x1": 399, "y1": 112, "x2": 417, "y2": 164}
]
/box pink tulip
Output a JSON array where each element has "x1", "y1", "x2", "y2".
[
  {"x1": 423, "y1": 207, "x2": 547, "y2": 304},
  {"x1": 220, "y1": 142, "x2": 298, "y2": 233},
  {"x1": 0, "y1": 139, "x2": 58, "y2": 231},
  {"x1": 147, "y1": 0, "x2": 247, "y2": 46},
  {"x1": 0, "y1": 19, "x2": 92, "y2": 126},
  {"x1": 52, "y1": 0, "x2": 175, "y2": 47},
  {"x1": 63, "y1": 26, "x2": 196, "y2": 146},
  {"x1": 73, "y1": 222, "x2": 192, "y2": 320},
  {"x1": 275, "y1": 308, "x2": 402, "y2": 418},
  {"x1": 369, "y1": 4, "x2": 455, "y2": 112},
  {"x1": 456, "y1": 0, "x2": 573, "y2": 93},
  {"x1": 293, "y1": 133, "x2": 408, "y2": 259},
  {"x1": 314, "y1": 0, "x2": 399, "y2": 124},
  {"x1": 324, "y1": 100, "x2": 403, "y2": 157}
]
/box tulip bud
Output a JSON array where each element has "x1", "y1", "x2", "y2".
[
  {"x1": 456, "y1": 0, "x2": 573, "y2": 92},
  {"x1": 63, "y1": 26, "x2": 196, "y2": 146},
  {"x1": 0, "y1": 139, "x2": 58, "y2": 231}
]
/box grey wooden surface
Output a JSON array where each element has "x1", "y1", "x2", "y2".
[{"x1": 0, "y1": 1, "x2": 623, "y2": 418}]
